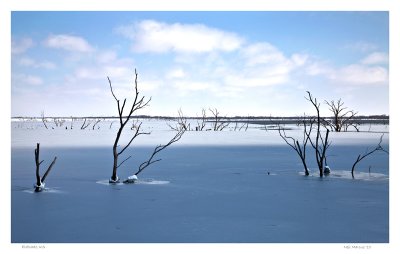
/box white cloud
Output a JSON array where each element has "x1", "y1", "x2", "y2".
[
  {"x1": 290, "y1": 54, "x2": 308, "y2": 67},
  {"x1": 332, "y1": 64, "x2": 388, "y2": 85},
  {"x1": 166, "y1": 68, "x2": 186, "y2": 79},
  {"x1": 116, "y1": 20, "x2": 244, "y2": 54},
  {"x1": 344, "y1": 41, "x2": 378, "y2": 52},
  {"x1": 12, "y1": 37, "x2": 34, "y2": 54},
  {"x1": 305, "y1": 61, "x2": 334, "y2": 76},
  {"x1": 72, "y1": 50, "x2": 134, "y2": 81},
  {"x1": 13, "y1": 73, "x2": 43, "y2": 86},
  {"x1": 44, "y1": 34, "x2": 94, "y2": 52},
  {"x1": 225, "y1": 72, "x2": 289, "y2": 88},
  {"x1": 97, "y1": 50, "x2": 117, "y2": 63},
  {"x1": 18, "y1": 57, "x2": 56, "y2": 69},
  {"x1": 241, "y1": 43, "x2": 287, "y2": 66},
  {"x1": 360, "y1": 52, "x2": 388, "y2": 65},
  {"x1": 173, "y1": 81, "x2": 212, "y2": 91}
]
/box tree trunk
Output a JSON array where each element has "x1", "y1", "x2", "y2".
[
  {"x1": 301, "y1": 158, "x2": 309, "y2": 176},
  {"x1": 35, "y1": 143, "x2": 41, "y2": 187}
]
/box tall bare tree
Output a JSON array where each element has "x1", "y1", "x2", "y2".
[
  {"x1": 108, "y1": 69, "x2": 151, "y2": 183},
  {"x1": 306, "y1": 91, "x2": 331, "y2": 177},
  {"x1": 324, "y1": 99, "x2": 358, "y2": 132}
]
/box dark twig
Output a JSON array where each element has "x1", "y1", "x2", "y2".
[
  {"x1": 351, "y1": 134, "x2": 388, "y2": 178},
  {"x1": 134, "y1": 128, "x2": 185, "y2": 176}
]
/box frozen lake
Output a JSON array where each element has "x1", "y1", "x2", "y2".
[{"x1": 11, "y1": 119, "x2": 389, "y2": 243}]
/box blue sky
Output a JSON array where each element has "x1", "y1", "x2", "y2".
[{"x1": 11, "y1": 11, "x2": 389, "y2": 117}]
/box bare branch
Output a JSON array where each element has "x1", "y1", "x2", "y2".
[
  {"x1": 351, "y1": 134, "x2": 388, "y2": 178},
  {"x1": 325, "y1": 98, "x2": 358, "y2": 132},
  {"x1": 80, "y1": 118, "x2": 92, "y2": 130},
  {"x1": 134, "y1": 128, "x2": 185, "y2": 176},
  {"x1": 108, "y1": 76, "x2": 118, "y2": 102},
  {"x1": 118, "y1": 121, "x2": 151, "y2": 156},
  {"x1": 92, "y1": 119, "x2": 102, "y2": 130},
  {"x1": 278, "y1": 116, "x2": 311, "y2": 176},
  {"x1": 117, "y1": 156, "x2": 132, "y2": 168},
  {"x1": 41, "y1": 111, "x2": 48, "y2": 129},
  {"x1": 41, "y1": 156, "x2": 57, "y2": 183}
]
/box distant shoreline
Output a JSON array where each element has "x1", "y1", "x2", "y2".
[{"x1": 11, "y1": 115, "x2": 389, "y2": 125}]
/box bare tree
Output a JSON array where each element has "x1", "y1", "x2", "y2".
[
  {"x1": 92, "y1": 118, "x2": 102, "y2": 130},
  {"x1": 209, "y1": 108, "x2": 229, "y2": 131},
  {"x1": 70, "y1": 116, "x2": 74, "y2": 129},
  {"x1": 278, "y1": 116, "x2": 314, "y2": 176},
  {"x1": 324, "y1": 99, "x2": 358, "y2": 132},
  {"x1": 109, "y1": 120, "x2": 115, "y2": 129},
  {"x1": 195, "y1": 108, "x2": 207, "y2": 131},
  {"x1": 108, "y1": 69, "x2": 151, "y2": 183},
  {"x1": 167, "y1": 109, "x2": 190, "y2": 131},
  {"x1": 306, "y1": 91, "x2": 331, "y2": 177},
  {"x1": 351, "y1": 134, "x2": 388, "y2": 178},
  {"x1": 123, "y1": 128, "x2": 186, "y2": 183},
  {"x1": 80, "y1": 118, "x2": 92, "y2": 130},
  {"x1": 54, "y1": 118, "x2": 66, "y2": 127},
  {"x1": 41, "y1": 111, "x2": 48, "y2": 129},
  {"x1": 34, "y1": 143, "x2": 57, "y2": 192}
]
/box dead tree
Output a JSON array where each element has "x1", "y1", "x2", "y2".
[
  {"x1": 209, "y1": 108, "x2": 229, "y2": 131},
  {"x1": 41, "y1": 111, "x2": 48, "y2": 129},
  {"x1": 351, "y1": 134, "x2": 388, "y2": 178},
  {"x1": 92, "y1": 119, "x2": 101, "y2": 130},
  {"x1": 34, "y1": 143, "x2": 57, "y2": 192},
  {"x1": 195, "y1": 108, "x2": 207, "y2": 131},
  {"x1": 54, "y1": 118, "x2": 65, "y2": 127},
  {"x1": 123, "y1": 128, "x2": 185, "y2": 183},
  {"x1": 324, "y1": 99, "x2": 358, "y2": 132},
  {"x1": 80, "y1": 118, "x2": 92, "y2": 129},
  {"x1": 278, "y1": 116, "x2": 314, "y2": 176},
  {"x1": 167, "y1": 109, "x2": 190, "y2": 131},
  {"x1": 108, "y1": 69, "x2": 151, "y2": 183},
  {"x1": 306, "y1": 91, "x2": 331, "y2": 177},
  {"x1": 70, "y1": 117, "x2": 74, "y2": 129}
]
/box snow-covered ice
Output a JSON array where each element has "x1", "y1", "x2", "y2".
[{"x1": 11, "y1": 120, "x2": 389, "y2": 243}]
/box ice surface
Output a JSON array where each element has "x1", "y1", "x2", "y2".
[{"x1": 11, "y1": 120, "x2": 389, "y2": 243}]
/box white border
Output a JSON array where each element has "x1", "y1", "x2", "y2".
[{"x1": 2, "y1": 1, "x2": 398, "y2": 254}]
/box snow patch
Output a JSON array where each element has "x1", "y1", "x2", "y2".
[
  {"x1": 22, "y1": 187, "x2": 65, "y2": 194},
  {"x1": 298, "y1": 170, "x2": 388, "y2": 181},
  {"x1": 96, "y1": 179, "x2": 170, "y2": 185}
]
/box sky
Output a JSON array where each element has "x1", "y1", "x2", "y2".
[{"x1": 11, "y1": 11, "x2": 389, "y2": 117}]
